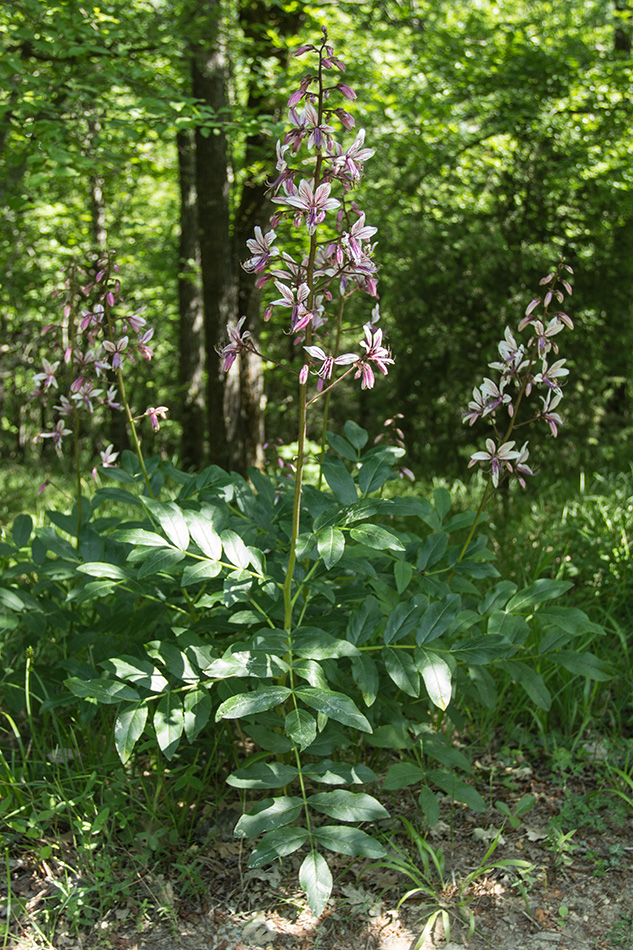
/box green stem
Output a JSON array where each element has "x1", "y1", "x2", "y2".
[
  {"x1": 103, "y1": 293, "x2": 154, "y2": 497},
  {"x1": 67, "y1": 263, "x2": 83, "y2": 543},
  {"x1": 73, "y1": 407, "x2": 82, "y2": 543},
  {"x1": 317, "y1": 296, "x2": 346, "y2": 490},
  {"x1": 283, "y1": 380, "x2": 308, "y2": 632},
  {"x1": 282, "y1": 45, "x2": 326, "y2": 631}
]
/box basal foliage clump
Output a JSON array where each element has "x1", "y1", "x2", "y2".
[{"x1": 0, "y1": 30, "x2": 610, "y2": 917}]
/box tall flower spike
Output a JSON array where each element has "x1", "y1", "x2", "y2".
[
  {"x1": 219, "y1": 34, "x2": 393, "y2": 399},
  {"x1": 465, "y1": 266, "x2": 573, "y2": 489}
]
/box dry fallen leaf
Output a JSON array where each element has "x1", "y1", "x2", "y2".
[{"x1": 526, "y1": 827, "x2": 549, "y2": 841}]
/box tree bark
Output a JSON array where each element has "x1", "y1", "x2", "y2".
[
  {"x1": 191, "y1": 2, "x2": 236, "y2": 471},
  {"x1": 176, "y1": 129, "x2": 206, "y2": 468},
  {"x1": 615, "y1": 1, "x2": 633, "y2": 53}
]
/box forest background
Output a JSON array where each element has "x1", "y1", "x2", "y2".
[{"x1": 3, "y1": 0, "x2": 632, "y2": 479}]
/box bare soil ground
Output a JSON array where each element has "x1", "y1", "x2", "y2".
[{"x1": 4, "y1": 753, "x2": 633, "y2": 950}]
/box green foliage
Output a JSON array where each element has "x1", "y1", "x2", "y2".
[{"x1": 0, "y1": 424, "x2": 610, "y2": 916}]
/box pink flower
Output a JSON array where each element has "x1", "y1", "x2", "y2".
[
  {"x1": 243, "y1": 227, "x2": 279, "y2": 274},
  {"x1": 99, "y1": 444, "x2": 119, "y2": 467},
  {"x1": 104, "y1": 385, "x2": 122, "y2": 410},
  {"x1": 331, "y1": 129, "x2": 375, "y2": 181},
  {"x1": 137, "y1": 328, "x2": 154, "y2": 360},
  {"x1": 359, "y1": 325, "x2": 394, "y2": 378},
  {"x1": 303, "y1": 345, "x2": 357, "y2": 380},
  {"x1": 533, "y1": 358, "x2": 569, "y2": 394},
  {"x1": 514, "y1": 442, "x2": 535, "y2": 489},
  {"x1": 530, "y1": 318, "x2": 564, "y2": 358},
  {"x1": 127, "y1": 308, "x2": 147, "y2": 333},
  {"x1": 341, "y1": 213, "x2": 377, "y2": 264},
  {"x1": 144, "y1": 406, "x2": 169, "y2": 432},
  {"x1": 32, "y1": 358, "x2": 60, "y2": 391},
  {"x1": 217, "y1": 317, "x2": 253, "y2": 372},
  {"x1": 271, "y1": 281, "x2": 312, "y2": 331},
  {"x1": 479, "y1": 377, "x2": 512, "y2": 416},
  {"x1": 273, "y1": 178, "x2": 340, "y2": 234},
  {"x1": 103, "y1": 336, "x2": 129, "y2": 369},
  {"x1": 540, "y1": 392, "x2": 564, "y2": 436},
  {"x1": 463, "y1": 386, "x2": 488, "y2": 426},
  {"x1": 468, "y1": 438, "x2": 521, "y2": 488},
  {"x1": 39, "y1": 419, "x2": 72, "y2": 456}
]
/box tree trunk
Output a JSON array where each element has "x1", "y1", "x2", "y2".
[
  {"x1": 191, "y1": 2, "x2": 236, "y2": 471},
  {"x1": 615, "y1": 1, "x2": 633, "y2": 53},
  {"x1": 177, "y1": 129, "x2": 206, "y2": 468}
]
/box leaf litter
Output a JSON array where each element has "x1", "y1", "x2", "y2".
[{"x1": 3, "y1": 751, "x2": 633, "y2": 950}]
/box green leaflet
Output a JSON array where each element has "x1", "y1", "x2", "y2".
[
  {"x1": 12, "y1": 514, "x2": 33, "y2": 549},
  {"x1": 312, "y1": 825, "x2": 386, "y2": 858},
  {"x1": 154, "y1": 692, "x2": 184, "y2": 759},
  {"x1": 183, "y1": 688, "x2": 212, "y2": 741},
  {"x1": 234, "y1": 796, "x2": 303, "y2": 838},
  {"x1": 506, "y1": 579, "x2": 574, "y2": 612},
  {"x1": 227, "y1": 762, "x2": 299, "y2": 789},
  {"x1": 114, "y1": 702, "x2": 148, "y2": 763},
  {"x1": 181, "y1": 559, "x2": 222, "y2": 585},
  {"x1": 321, "y1": 456, "x2": 358, "y2": 505},
  {"x1": 317, "y1": 526, "x2": 346, "y2": 568},
  {"x1": 140, "y1": 499, "x2": 190, "y2": 550},
  {"x1": 100, "y1": 656, "x2": 168, "y2": 693},
  {"x1": 343, "y1": 420, "x2": 369, "y2": 450},
  {"x1": 383, "y1": 762, "x2": 424, "y2": 790},
  {"x1": 307, "y1": 790, "x2": 389, "y2": 822},
  {"x1": 300, "y1": 851, "x2": 332, "y2": 918},
  {"x1": 75, "y1": 561, "x2": 129, "y2": 580},
  {"x1": 416, "y1": 649, "x2": 452, "y2": 710},
  {"x1": 247, "y1": 828, "x2": 309, "y2": 868},
  {"x1": 296, "y1": 687, "x2": 372, "y2": 732},
  {"x1": 285, "y1": 709, "x2": 317, "y2": 750},
  {"x1": 349, "y1": 522, "x2": 405, "y2": 551},
  {"x1": 383, "y1": 647, "x2": 420, "y2": 697},
  {"x1": 66, "y1": 677, "x2": 139, "y2": 704},
  {"x1": 351, "y1": 653, "x2": 379, "y2": 706},
  {"x1": 502, "y1": 660, "x2": 551, "y2": 710},
  {"x1": 215, "y1": 686, "x2": 292, "y2": 721},
  {"x1": 183, "y1": 509, "x2": 222, "y2": 559}
]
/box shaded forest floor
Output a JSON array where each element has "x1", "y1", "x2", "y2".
[{"x1": 4, "y1": 744, "x2": 633, "y2": 950}]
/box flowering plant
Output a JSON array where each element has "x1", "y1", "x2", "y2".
[
  {"x1": 465, "y1": 264, "x2": 574, "y2": 492},
  {"x1": 2, "y1": 32, "x2": 609, "y2": 924},
  {"x1": 32, "y1": 252, "x2": 167, "y2": 503}
]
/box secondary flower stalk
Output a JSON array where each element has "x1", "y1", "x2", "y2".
[{"x1": 464, "y1": 263, "x2": 574, "y2": 490}]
